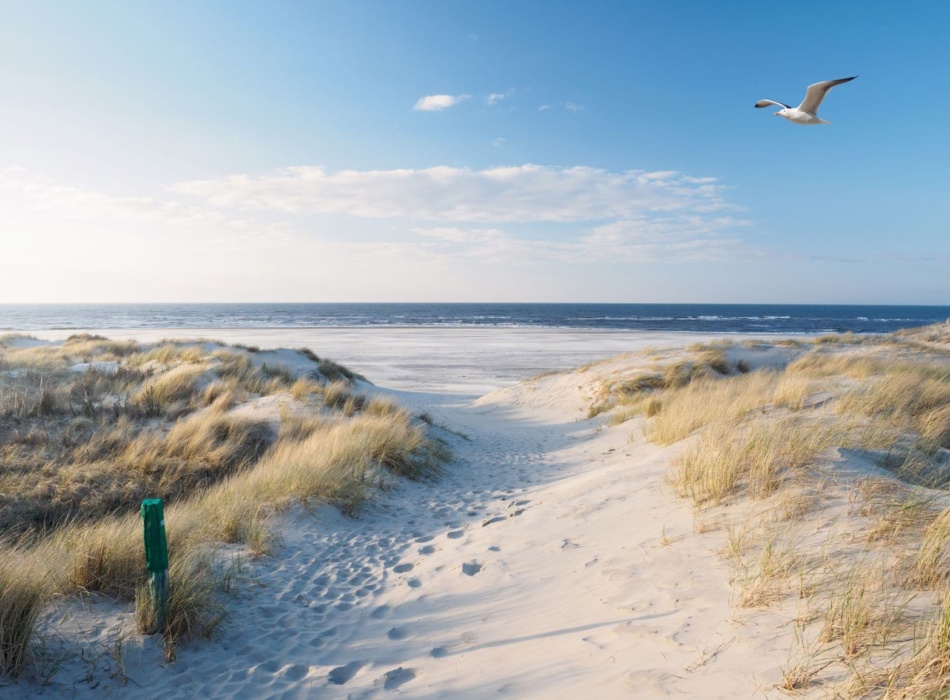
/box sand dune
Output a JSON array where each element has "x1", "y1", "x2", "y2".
[
  {"x1": 18, "y1": 328, "x2": 950, "y2": 697},
  {"x1": 7, "y1": 337, "x2": 809, "y2": 699}
]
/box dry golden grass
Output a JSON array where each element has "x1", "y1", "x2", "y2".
[
  {"x1": 861, "y1": 488, "x2": 940, "y2": 545},
  {"x1": 363, "y1": 396, "x2": 408, "y2": 419},
  {"x1": 587, "y1": 345, "x2": 758, "y2": 421},
  {"x1": 0, "y1": 410, "x2": 271, "y2": 535},
  {"x1": 732, "y1": 530, "x2": 801, "y2": 608},
  {"x1": 0, "y1": 546, "x2": 53, "y2": 678},
  {"x1": 835, "y1": 362, "x2": 950, "y2": 422},
  {"x1": 0, "y1": 344, "x2": 69, "y2": 373},
  {"x1": 133, "y1": 364, "x2": 209, "y2": 417},
  {"x1": 858, "y1": 587, "x2": 950, "y2": 698},
  {"x1": 772, "y1": 374, "x2": 815, "y2": 411},
  {"x1": 135, "y1": 549, "x2": 229, "y2": 653},
  {"x1": 629, "y1": 329, "x2": 950, "y2": 693},
  {"x1": 819, "y1": 564, "x2": 906, "y2": 658},
  {"x1": 787, "y1": 351, "x2": 887, "y2": 379},
  {"x1": 912, "y1": 507, "x2": 950, "y2": 589},
  {"x1": 646, "y1": 370, "x2": 779, "y2": 445},
  {"x1": 289, "y1": 376, "x2": 323, "y2": 401},
  {"x1": 0, "y1": 336, "x2": 445, "y2": 677},
  {"x1": 62, "y1": 334, "x2": 141, "y2": 360},
  {"x1": 5, "y1": 409, "x2": 443, "y2": 666},
  {"x1": 129, "y1": 341, "x2": 207, "y2": 368}
]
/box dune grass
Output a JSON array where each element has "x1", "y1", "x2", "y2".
[
  {"x1": 606, "y1": 325, "x2": 950, "y2": 694},
  {"x1": 671, "y1": 415, "x2": 856, "y2": 505},
  {"x1": 0, "y1": 335, "x2": 448, "y2": 680},
  {"x1": 646, "y1": 370, "x2": 781, "y2": 445},
  {"x1": 587, "y1": 345, "x2": 753, "y2": 420},
  {"x1": 0, "y1": 547, "x2": 52, "y2": 678}
]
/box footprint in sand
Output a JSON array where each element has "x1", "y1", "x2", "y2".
[
  {"x1": 327, "y1": 660, "x2": 368, "y2": 685},
  {"x1": 407, "y1": 578, "x2": 422, "y2": 588},
  {"x1": 279, "y1": 664, "x2": 310, "y2": 681},
  {"x1": 430, "y1": 646, "x2": 448, "y2": 658},
  {"x1": 254, "y1": 659, "x2": 280, "y2": 674},
  {"x1": 447, "y1": 530, "x2": 464, "y2": 540},
  {"x1": 418, "y1": 545, "x2": 436, "y2": 555},
  {"x1": 387, "y1": 626, "x2": 409, "y2": 640},
  {"x1": 461, "y1": 561, "x2": 482, "y2": 576},
  {"x1": 370, "y1": 605, "x2": 390, "y2": 619},
  {"x1": 622, "y1": 669, "x2": 678, "y2": 695},
  {"x1": 384, "y1": 667, "x2": 416, "y2": 690},
  {"x1": 481, "y1": 516, "x2": 505, "y2": 527},
  {"x1": 393, "y1": 563, "x2": 414, "y2": 574}
]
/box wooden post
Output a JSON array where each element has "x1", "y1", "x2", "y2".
[{"x1": 141, "y1": 498, "x2": 169, "y2": 634}]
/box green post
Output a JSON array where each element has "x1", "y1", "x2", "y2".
[{"x1": 141, "y1": 498, "x2": 169, "y2": 634}]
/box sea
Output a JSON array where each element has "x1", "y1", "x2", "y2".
[{"x1": 0, "y1": 303, "x2": 947, "y2": 335}]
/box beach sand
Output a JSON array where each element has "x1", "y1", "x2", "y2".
[
  {"x1": 31, "y1": 327, "x2": 735, "y2": 396},
  {"x1": 10, "y1": 329, "x2": 803, "y2": 698}
]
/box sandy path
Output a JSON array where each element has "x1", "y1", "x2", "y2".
[{"x1": 74, "y1": 366, "x2": 792, "y2": 700}]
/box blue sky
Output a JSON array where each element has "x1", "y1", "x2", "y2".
[{"x1": 1, "y1": 1, "x2": 948, "y2": 303}]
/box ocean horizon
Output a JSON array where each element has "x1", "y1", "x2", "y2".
[{"x1": 0, "y1": 302, "x2": 948, "y2": 335}]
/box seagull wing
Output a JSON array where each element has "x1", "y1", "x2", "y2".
[
  {"x1": 798, "y1": 76, "x2": 857, "y2": 114},
  {"x1": 754, "y1": 99, "x2": 790, "y2": 109}
]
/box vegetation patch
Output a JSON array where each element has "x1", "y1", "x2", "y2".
[
  {"x1": 601, "y1": 322, "x2": 950, "y2": 695},
  {"x1": 0, "y1": 335, "x2": 449, "y2": 680}
]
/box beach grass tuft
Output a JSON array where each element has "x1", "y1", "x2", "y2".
[{"x1": 0, "y1": 335, "x2": 448, "y2": 677}]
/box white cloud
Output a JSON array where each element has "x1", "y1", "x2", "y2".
[
  {"x1": 486, "y1": 93, "x2": 505, "y2": 105},
  {"x1": 538, "y1": 104, "x2": 551, "y2": 111},
  {"x1": 0, "y1": 166, "x2": 296, "y2": 244},
  {"x1": 408, "y1": 217, "x2": 755, "y2": 265},
  {"x1": 413, "y1": 94, "x2": 470, "y2": 112},
  {"x1": 564, "y1": 102, "x2": 584, "y2": 112},
  {"x1": 410, "y1": 227, "x2": 533, "y2": 263},
  {"x1": 411, "y1": 226, "x2": 507, "y2": 244},
  {"x1": 0, "y1": 161, "x2": 763, "y2": 303},
  {"x1": 172, "y1": 164, "x2": 731, "y2": 223},
  {"x1": 0, "y1": 166, "x2": 222, "y2": 227},
  {"x1": 573, "y1": 216, "x2": 755, "y2": 262}
]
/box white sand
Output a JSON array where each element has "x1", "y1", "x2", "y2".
[{"x1": 11, "y1": 330, "x2": 803, "y2": 698}]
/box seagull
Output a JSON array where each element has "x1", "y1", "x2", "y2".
[{"x1": 755, "y1": 76, "x2": 857, "y2": 125}]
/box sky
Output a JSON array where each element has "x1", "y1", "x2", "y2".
[{"x1": 1, "y1": 0, "x2": 948, "y2": 304}]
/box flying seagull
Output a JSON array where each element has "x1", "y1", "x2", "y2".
[{"x1": 755, "y1": 76, "x2": 858, "y2": 125}]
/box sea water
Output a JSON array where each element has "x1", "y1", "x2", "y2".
[{"x1": 1, "y1": 303, "x2": 947, "y2": 335}]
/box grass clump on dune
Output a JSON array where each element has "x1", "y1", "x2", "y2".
[
  {"x1": 0, "y1": 411, "x2": 271, "y2": 534},
  {"x1": 671, "y1": 416, "x2": 854, "y2": 505},
  {"x1": 62, "y1": 333, "x2": 141, "y2": 360},
  {"x1": 0, "y1": 548, "x2": 52, "y2": 678},
  {"x1": 587, "y1": 345, "x2": 745, "y2": 420},
  {"x1": 0, "y1": 334, "x2": 447, "y2": 679},
  {"x1": 610, "y1": 325, "x2": 950, "y2": 694},
  {"x1": 646, "y1": 370, "x2": 780, "y2": 445}
]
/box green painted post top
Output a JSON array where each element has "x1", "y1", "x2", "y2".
[{"x1": 141, "y1": 498, "x2": 169, "y2": 573}]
